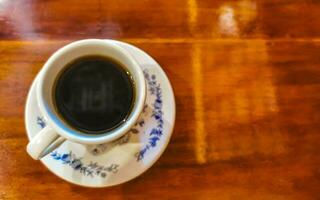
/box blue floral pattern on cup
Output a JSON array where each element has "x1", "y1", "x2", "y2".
[{"x1": 37, "y1": 116, "x2": 46, "y2": 128}]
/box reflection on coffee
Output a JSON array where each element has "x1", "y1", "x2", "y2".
[{"x1": 54, "y1": 55, "x2": 134, "y2": 133}]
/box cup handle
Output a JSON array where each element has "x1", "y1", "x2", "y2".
[{"x1": 26, "y1": 126, "x2": 66, "y2": 160}]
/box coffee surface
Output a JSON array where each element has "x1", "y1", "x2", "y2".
[{"x1": 54, "y1": 56, "x2": 134, "y2": 133}]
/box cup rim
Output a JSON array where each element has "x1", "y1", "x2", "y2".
[{"x1": 36, "y1": 39, "x2": 146, "y2": 144}]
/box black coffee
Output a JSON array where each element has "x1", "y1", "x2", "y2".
[{"x1": 54, "y1": 55, "x2": 134, "y2": 133}]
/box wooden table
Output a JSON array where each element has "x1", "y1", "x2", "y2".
[{"x1": 1, "y1": 0, "x2": 320, "y2": 199}]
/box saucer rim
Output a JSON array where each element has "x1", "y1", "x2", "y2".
[{"x1": 25, "y1": 40, "x2": 176, "y2": 187}]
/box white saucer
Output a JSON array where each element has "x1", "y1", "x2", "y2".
[{"x1": 25, "y1": 40, "x2": 176, "y2": 187}]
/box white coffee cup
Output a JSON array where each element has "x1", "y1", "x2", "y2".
[{"x1": 27, "y1": 39, "x2": 146, "y2": 160}]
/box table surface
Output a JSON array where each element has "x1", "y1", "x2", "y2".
[{"x1": 1, "y1": 0, "x2": 320, "y2": 199}]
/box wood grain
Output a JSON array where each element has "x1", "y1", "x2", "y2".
[{"x1": 1, "y1": 0, "x2": 320, "y2": 199}]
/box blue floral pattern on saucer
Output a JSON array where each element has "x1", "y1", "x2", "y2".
[
  {"x1": 36, "y1": 69, "x2": 164, "y2": 178},
  {"x1": 51, "y1": 151, "x2": 119, "y2": 178},
  {"x1": 135, "y1": 69, "x2": 164, "y2": 161}
]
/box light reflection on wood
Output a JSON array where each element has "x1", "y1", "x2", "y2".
[
  {"x1": 191, "y1": 44, "x2": 207, "y2": 164},
  {"x1": 187, "y1": 0, "x2": 198, "y2": 32}
]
